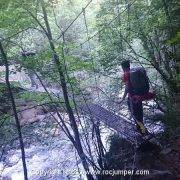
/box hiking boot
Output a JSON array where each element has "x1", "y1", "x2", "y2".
[
  {"x1": 136, "y1": 121, "x2": 148, "y2": 135},
  {"x1": 136, "y1": 124, "x2": 142, "y2": 133}
]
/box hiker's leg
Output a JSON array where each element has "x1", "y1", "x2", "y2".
[
  {"x1": 127, "y1": 97, "x2": 134, "y2": 120},
  {"x1": 130, "y1": 99, "x2": 142, "y2": 121},
  {"x1": 134, "y1": 101, "x2": 143, "y2": 123},
  {"x1": 132, "y1": 101, "x2": 147, "y2": 134}
]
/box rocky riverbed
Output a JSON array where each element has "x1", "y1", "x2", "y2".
[{"x1": 0, "y1": 92, "x2": 112, "y2": 180}]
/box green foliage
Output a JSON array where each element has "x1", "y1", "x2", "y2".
[
  {"x1": 65, "y1": 55, "x2": 93, "y2": 72},
  {"x1": 10, "y1": 81, "x2": 22, "y2": 88},
  {"x1": 0, "y1": 113, "x2": 12, "y2": 126},
  {"x1": 0, "y1": 83, "x2": 6, "y2": 95},
  {"x1": 18, "y1": 91, "x2": 53, "y2": 103},
  {"x1": 167, "y1": 31, "x2": 180, "y2": 45},
  {"x1": 19, "y1": 49, "x2": 53, "y2": 71},
  {"x1": 18, "y1": 90, "x2": 75, "y2": 109},
  {"x1": 0, "y1": 0, "x2": 37, "y2": 39}
]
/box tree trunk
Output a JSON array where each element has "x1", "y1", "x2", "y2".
[
  {"x1": 40, "y1": 1, "x2": 93, "y2": 179},
  {"x1": 0, "y1": 42, "x2": 28, "y2": 180}
]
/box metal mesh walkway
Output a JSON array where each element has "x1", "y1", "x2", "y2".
[{"x1": 79, "y1": 103, "x2": 148, "y2": 145}]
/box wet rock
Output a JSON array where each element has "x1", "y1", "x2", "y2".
[
  {"x1": 17, "y1": 103, "x2": 50, "y2": 125},
  {"x1": 149, "y1": 111, "x2": 165, "y2": 119}
]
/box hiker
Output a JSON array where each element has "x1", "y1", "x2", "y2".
[{"x1": 119, "y1": 60, "x2": 154, "y2": 134}]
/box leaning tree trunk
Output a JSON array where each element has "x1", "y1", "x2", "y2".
[
  {"x1": 0, "y1": 42, "x2": 28, "y2": 180},
  {"x1": 40, "y1": 1, "x2": 93, "y2": 179}
]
